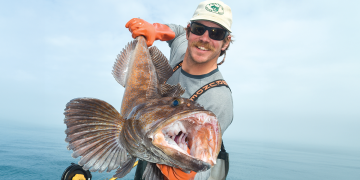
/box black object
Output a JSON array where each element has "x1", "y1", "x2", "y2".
[
  {"x1": 190, "y1": 22, "x2": 229, "y2": 40},
  {"x1": 217, "y1": 141, "x2": 230, "y2": 178},
  {"x1": 188, "y1": 79, "x2": 231, "y2": 101},
  {"x1": 61, "y1": 163, "x2": 92, "y2": 180},
  {"x1": 134, "y1": 160, "x2": 147, "y2": 180}
]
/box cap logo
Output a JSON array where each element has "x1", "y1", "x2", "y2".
[{"x1": 205, "y1": 3, "x2": 224, "y2": 15}]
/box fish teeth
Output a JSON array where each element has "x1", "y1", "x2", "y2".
[
  {"x1": 177, "y1": 133, "x2": 188, "y2": 152},
  {"x1": 178, "y1": 133, "x2": 184, "y2": 143},
  {"x1": 174, "y1": 123, "x2": 180, "y2": 135},
  {"x1": 179, "y1": 122, "x2": 186, "y2": 134},
  {"x1": 165, "y1": 136, "x2": 176, "y2": 145}
]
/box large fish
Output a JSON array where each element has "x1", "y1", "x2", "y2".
[{"x1": 64, "y1": 36, "x2": 222, "y2": 179}]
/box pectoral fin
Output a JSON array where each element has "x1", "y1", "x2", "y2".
[
  {"x1": 64, "y1": 98, "x2": 128, "y2": 173},
  {"x1": 113, "y1": 156, "x2": 137, "y2": 178},
  {"x1": 142, "y1": 162, "x2": 164, "y2": 180}
]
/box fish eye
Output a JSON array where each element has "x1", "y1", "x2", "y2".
[{"x1": 172, "y1": 99, "x2": 180, "y2": 106}]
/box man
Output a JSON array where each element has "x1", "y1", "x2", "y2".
[{"x1": 126, "y1": 0, "x2": 233, "y2": 179}]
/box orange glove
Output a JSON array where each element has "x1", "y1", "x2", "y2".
[
  {"x1": 157, "y1": 164, "x2": 196, "y2": 180},
  {"x1": 156, "y1": 147, "x2": 196, "y2": 180},
  {"x1": 125, "y1": 18, "x2": 175, "y2": 47}
]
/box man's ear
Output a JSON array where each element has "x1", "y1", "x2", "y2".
[
  {"x1": 186, "y1": 24, "x2": 191, "y2": 40},
  {"x1": 221, "y1": 35, "x2": 231, "y2": 51}
]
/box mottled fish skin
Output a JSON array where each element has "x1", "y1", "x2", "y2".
[
  {"x1": 120, "y1": 37, "x2": 160, "y2": 117},
  {"x1": 64, "y1": 36, "x2": 221, "y2": 178}
]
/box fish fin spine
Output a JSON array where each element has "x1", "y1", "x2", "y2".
[
  {"x1": 113, "y1": 156, "x2": 137, "y2": 178},
  {"x1": 149, "y1": 46, "x2": 173, "y2": 84},
  {"x1": 64, "y1": 98, "x2": 128, "y2": 173},
  {"x1": 161, "y1": 83, "x2": 185, "y2": 97},
  {"x1": 112, "y1": 39, "x2": 138, "y2": 87},
  {"x1": 142, "y1": 162, "x2": 164, "y2": 180}
]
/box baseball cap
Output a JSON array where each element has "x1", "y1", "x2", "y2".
[{"x1": 190, "y1": 0, "x2": 232, "y2": 33}]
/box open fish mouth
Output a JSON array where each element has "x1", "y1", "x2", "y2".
[{"x1": 150, "y1": 111, "x2": 221, "y2": 168}]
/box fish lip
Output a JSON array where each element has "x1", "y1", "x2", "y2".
[{"x1": 148, "y1": 110, "x2": 220, "y2": 170}]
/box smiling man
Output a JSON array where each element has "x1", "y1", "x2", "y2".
[{"x1": 126, "y1": 0, "x2": 233, "y2": 179}]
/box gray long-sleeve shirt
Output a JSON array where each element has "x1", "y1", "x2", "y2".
[
  {"x1": 166, "y1": 24, "x2": 233, "y2": 135},
  {"x1": 165, "y1": 24, "x2": 233, "y2": 180}
]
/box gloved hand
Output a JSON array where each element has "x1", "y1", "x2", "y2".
[
  {"x1": 156, "y1": 164, "x2": 196, "y2": 180},
  {"x1": 125, "y1": 18, "x2": 175, "y2": 47},
  {"x1": 156, "y1": 147, "x2": 196, "y2": 180}
]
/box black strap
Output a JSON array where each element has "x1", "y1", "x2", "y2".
[
  {"x1": 134, "y1": 160, "x2": 147, "y2": 180},
  {"x1": 217, "y1": 141, "x2": 227, "y2": 159},
  {"x1": 172, "y1": 61, "x2": 231, "y2": 102},
  {"x1": 172, "y1": 61, "x2": 183, "y2": 72},
  {"x1": 189, "y1": 79, "x2": 230, "y2": 101},
  {"x1": 221, "y1": 141, "x2": 226, "y2": 152}
]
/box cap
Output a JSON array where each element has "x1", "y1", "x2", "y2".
[{"x1": 190, "y1": 0, "x2": 232, "y2": 33}]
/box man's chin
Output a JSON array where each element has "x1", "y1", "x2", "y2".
[{"x1": 189, "y1": 54, "x2": 208, "y2": 64}]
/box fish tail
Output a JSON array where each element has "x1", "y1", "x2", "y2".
[{"x1": 64, "y1": 98, "x2": 128, "y2": 173}]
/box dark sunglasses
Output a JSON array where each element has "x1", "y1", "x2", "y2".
[{"x1": 190, "y1": 22, "x2": 229, "y2": 41}]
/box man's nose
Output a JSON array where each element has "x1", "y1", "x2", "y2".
[{"x1": 199, "y1": 30, "x2": 211, "y2": 42}]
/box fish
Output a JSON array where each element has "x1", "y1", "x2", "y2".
[{"x1": 64, "y1": 36, "x2": 222, "y2": 179}]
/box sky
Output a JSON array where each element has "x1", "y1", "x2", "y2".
[{"x1": 0, "y1": 0, "x2": 359, "y2": 150}]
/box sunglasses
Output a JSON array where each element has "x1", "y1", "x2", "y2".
[{"x1": 190, "y1": 22, "x2": 229, "y2": 41}]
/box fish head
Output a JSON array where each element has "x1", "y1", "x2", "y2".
[{"x1": 134, "y1": 97, "x2": 222, "y2": 172}]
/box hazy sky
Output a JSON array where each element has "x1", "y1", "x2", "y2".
[{"x1": 1, "y1": 0, "x2": 359, "y2": 150}]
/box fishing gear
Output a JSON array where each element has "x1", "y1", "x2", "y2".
[{"x1": 61, "y1": 163, "x2": 92, "y2": 180}]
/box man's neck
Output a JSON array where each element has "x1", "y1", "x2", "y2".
[{"x1": 182, "y1": 49, "x2": 218, "y2": 75}]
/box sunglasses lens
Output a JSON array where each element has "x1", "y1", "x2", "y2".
[
  {"x1": 190, "y1": 22, "x2": 227, "y2": 40},
  {"x1": 209, "y1": 28, "x2": 226, "y2": 40},
  {"x1": 191, "y1": 23, "x2": 206, "y2": 36}
]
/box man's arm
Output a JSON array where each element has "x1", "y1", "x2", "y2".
[
  {"x1": 165, "y1": 24, "x2": 186, "y2": 47},
  {"x1": 165, "y1": 24, "x2": 188, "y2": 67}
]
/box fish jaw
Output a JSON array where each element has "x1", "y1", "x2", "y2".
[{"x1": 148, "y1": 111, "x2": 221, "y2": 172}]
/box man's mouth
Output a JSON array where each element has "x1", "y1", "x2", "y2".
[
  {"x1": 196, "y1": 46, "x2": 209, "y2": 51},
  {"x1": 191, "y1": 41, "x2": 214, "y2": 52}
]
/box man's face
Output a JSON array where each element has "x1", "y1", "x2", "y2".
[{"x1": 186, "y1": 20, "x2": 230, "y2": 65}]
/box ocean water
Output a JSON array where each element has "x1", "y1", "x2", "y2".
[{"x1": 0, "y1": 124, "x2": 359, "y2": 180}]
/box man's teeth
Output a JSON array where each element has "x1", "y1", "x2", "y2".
[{"x1": 197, "y1": 46, "x2": 209, "y2": 51}]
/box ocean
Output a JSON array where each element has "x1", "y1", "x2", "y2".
[{"x1": 0, "y1": 124, "x2": 359, "y2": 180}]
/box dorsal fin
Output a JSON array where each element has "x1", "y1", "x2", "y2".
[
  {"x1": 149, "y1": 46, "x2": 173, "y2": 84},
  {"x1": 161, "y1": 83, "x2": 185, "y2": 97},
  {"x1": 112, "y1": 40, "x2": 138, "y2": 87}
]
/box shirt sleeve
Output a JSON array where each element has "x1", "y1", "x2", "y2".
[{"x1": 165, "y1": 24, "x2": 188, "y2": 67}]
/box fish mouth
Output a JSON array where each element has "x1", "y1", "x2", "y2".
[{"x1": 149, "y1": 111, "x2": 221, "y2": 172}]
